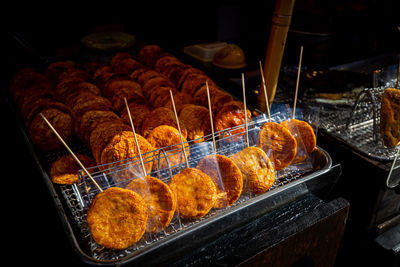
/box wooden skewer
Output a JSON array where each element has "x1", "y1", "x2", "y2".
[
  {"x1": 396, "y1": 57, "x2": 400, "y2": 89},
  {"x1": 292, "y1": 46, "x2": 304, "y2": 119},
  {"x1": 40, "y1": 113, "x2": 103, "y2": 192},
  {"x1": 259, "y1": 60, "x2": 271, "y2": 122},
  {"x1": 241, "y1": 73, "x2": 249, "y2": 147},
  {"x1": 124, "y1": 97, "x2": 147, "y2": 177},
  {"x1": 169, "y1": 90, "x2": 189, "y2": 168},
  {"x1": 206, "y1": 81, "x2": 217, "y2": 154}
]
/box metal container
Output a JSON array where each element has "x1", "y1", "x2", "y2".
[{"x1": 7, "y1": 94, "x2": 340, "y2": 265}]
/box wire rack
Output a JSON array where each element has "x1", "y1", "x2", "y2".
[
  {"x1": 50, "y1": 112, "x2": 323, "y2": 262},
  {"x1": 318, "y1": 86, "x2": 398, "y2": 161}
]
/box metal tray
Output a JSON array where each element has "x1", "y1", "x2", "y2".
[
  {"x1": 318, "y1": 86, "x2": 398, "y2": 161},
  {"x1": 9, "y1": 94, "x2": 339, "y2": 265},
  {"x1": 58, "y1": 149, "x2": 337, "y2": 266},
  {"x1": 304, "y1": 54, "x2": 400, "y2": 162}
]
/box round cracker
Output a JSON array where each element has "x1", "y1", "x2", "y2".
[
  {"x1": 120, "y1": 103, "x2": 152, "y2": 135},
  {"x1": 230, "y1": 147, "x2": 275, "y2": 195},
  {"x1": 178, "y1": 104, "x2": 210, "y2": 143},
  {"x1": 112, "y1": 57, "x2": 142, "y2": 75},
  {"x1": 110, "y1": 52, "x2": 132, "y2": 70},
  {"x1": 45, "y1": 61, "x2": 76, "y2": 82},
  {"x1": 62, "y1": 81, "x2": 101, "y2": 105},
  {"x1": 169, "y1": 168, "x2": 217, "y2": 219},
  {"x1": 141, "y1": 107, "x2": 187, "y2": 139},
  {"x1": 50, "y1": 154, "x2": 96, "y2": 184},
  {"x1": 180, "y1": 73, "x2": 216, "y2": 97},
  {"x1": 138, "y1": 44, "x2": 164, "y2": 67},
  {"x1": 79, "y1": 110, "x2": 121, "y2": 146},
  {"x1": 196, "y1": 154, "x2": 243, "y2": 208},
  {"x1": 87, "y1": 187, "x2": 148, "y2": 250},
  {"x1": 126, "y1": 176, "x2": 176, "y2": 233},
  {"x1": 146, "y1": 125, "x2": 189, "y2": 170},
  {"x1": 103, "y1": 79, "x2": 142, "y2": 100},
  {"x1": 257, "y1": 122, "x2": 297, "y2": 171},
  {"x1": 142, "y1": 76, "x2": 175, "y2": 99},
  {"x1": 281, "y1": 119, "x2": 316, "y2": 163},
  {"x1": 214, "y1": 101, "x2": 251, "y2": 142},
  {"x1": 100, "y1": 131, "x2": 155, "y2": 177},
  {"x1": 89, "y1": 121, "x2": 131, "y2": 164},
  {"x1": 29, "y1": 108, "x2": 73, "y2": 152}
]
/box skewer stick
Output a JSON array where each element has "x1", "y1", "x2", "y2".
[
  {"x1": 169, "y1": 90, "x2": 189, "y2": 168},
  {"x1": 124, "y1": 98, "x2": 147, "y2": 177},
  {"x1": 241, "y1": 73, "x2": 249, "y2": 147},
  {"x1": 259, "y1": 60, "x2": 271, "y2": 122},
  {"x1": 40, "y1": 113, "x2": 103, "y2": 192},
  {"x1": 396, "y1": 57, "x2": 400, "y2": 89},
  {"x1": 292, "y1": 46, "x2": 304, "y2": 119},
  {"x1": 206, "y1": 81, "x2": 217, "y2": 154}
]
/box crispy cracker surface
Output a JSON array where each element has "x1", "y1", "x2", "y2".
[
  {"x1": 178, "y1": 104, "x2": 211, "y2": 143},
  {"x1": 230, "y1": 147, "x2": 275, "y2": 194},
  {"x1": 87, "y1": 187, "x2": 148, "y2": 250},
  {"x1": 196, "y1": 154, "x2": 243, "y2": 208},
  {"x1": 169, "y1": 168, "x2": 217, "y2": 219},
  {"x1": 146, "y1": 125, "x2": 189, "y2": 170},
  {"x1": 257, "y1": 122, "x2": 297, "y2": 171},
  {"x1": 281, "y1": 119, "x2": 316, "y2": 163},
  {"x1": 50, "y1": 154, "x2": 95, "y2": 184},
  {"x1": 29, "y1": 108, "x2": 73, "y2": 152},
  {"x1": 100, "y1": 131, "x2": 155, "y2": 178},
  {"x1": 126, "y1": 176, "x2": 176, "y2": 233},
  {"x1": 141, "y1": 107, "x2": 187, "y2": 138}
]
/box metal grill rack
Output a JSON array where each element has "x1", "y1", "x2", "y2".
[
  {"x1": 53, "y1": 113, "x2": 323, "y2": 262},
  {"x1": 318, "y1": 86, "x2": 398, "y2": 161}
]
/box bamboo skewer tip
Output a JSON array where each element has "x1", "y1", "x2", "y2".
[
  {"x1": 241, "y1": 73, "x2": 249, "y2": 147},
  {"x1": 396, "y1": 56, "x2": 400, "y2": 89},
  {"x1": 206, "y1": 81, "x2": 217, "y2": 154},
  {"x1": 169, "y1": 90, "x2": 189, "y2": 168},
  {"x1": 292, "y1": 46, "x2": 304, "y2": 120},
  {"x1": 259, "y1": 60, "x2": 272, "y2": 122},
  {"x1": 123, "y1": 97, "x2": 147, "y2": 177}
]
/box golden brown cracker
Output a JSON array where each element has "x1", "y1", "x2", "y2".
[
  {"x1": 230, "y1": 147, "x2": 275, "y2": 194},
  {"x1": 281, "y1": 119, "x2": 316, "y2": 163},
  {"x1": 380, "y1": 88, "x2": 400, "y2": 148},
  {"x1": 214, "y1": 101, "x2": 251, "y2": 142},
  {"x1": 257, "y1": 122, "x2": 297, "y2": 171},
  {"x1": 141, "y1": 107, "x2": 187, "y2": 138},
  {"x1": 79, "y1": 110, "x2": 121, "y2": 145},
  {"x1": 196, "y1": 154, "x2": 243, "y2": 208},
  {"x1": 100, "y1": 131, "x2": 155, "y2": 176},
  {"x1": 126, "y1": 176, "x2": 176, "y2": 233},
  {"x1": 169, "y1": 168, "x2": 217, "y2": 219},
  {"x1": 50, "y1": 154, "x2": 96, "y2": 184},
  {"x1": 178, "y1": 104, "x2": 211, "y2": 143},
  {"x1": 29, "y1": 108, "x2": 74, "y2": 152},
  {"x1": 146, "y1": 125, "x2": 189, "y2": 170},
  {"x1": 87, "y1": 187, "x2": 148, "y2": 250},
  {"x1": 89, "y1": 121, "x2": 131, "y2": 164}
]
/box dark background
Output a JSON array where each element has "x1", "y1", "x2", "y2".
[
  {"x1": 3, "y1": 0, "x2": 400, "y2": 266},
  {"x1": 4, "y1": 0, "x2": 400, "y2": 73}
]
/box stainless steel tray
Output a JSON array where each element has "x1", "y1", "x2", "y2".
[
  {"x1": 60, "y1": 147, "x2": 336, "y2": 265},
  {"x1": 9, "y1": 94, "x2": 339, "y2": 265}
]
